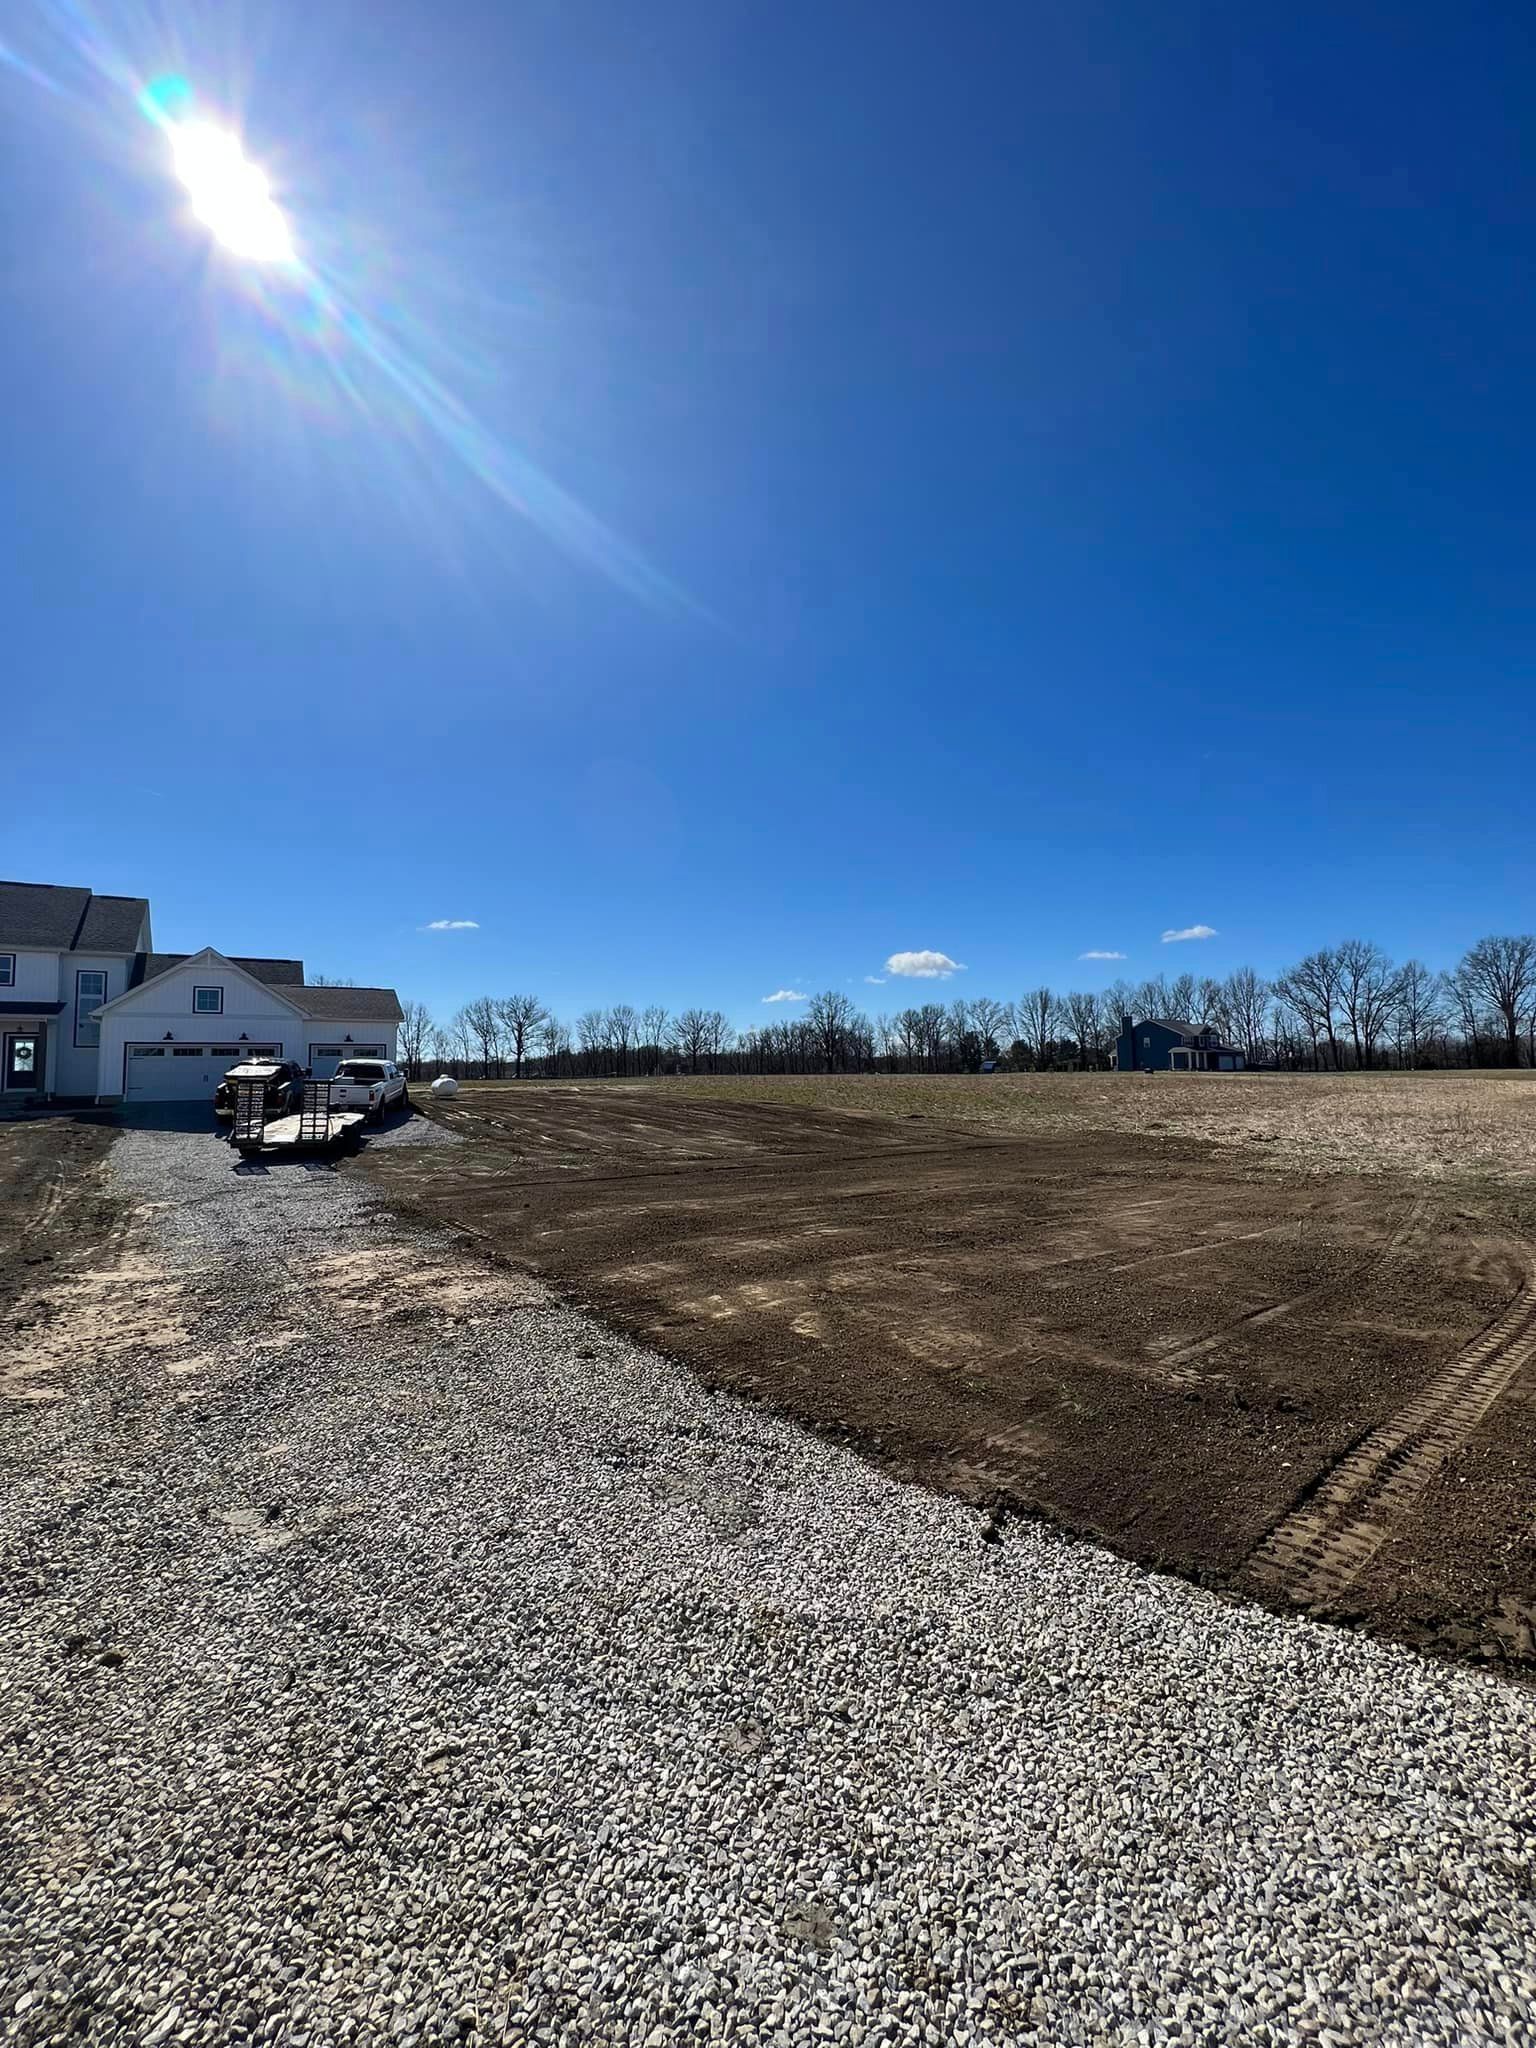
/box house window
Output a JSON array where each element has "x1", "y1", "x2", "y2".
[
  {"x1": 75, "y1": 969, "x2": 107, "y2": 1048},
  {"x1": 193, "y1": 986, "x2": 224, "y2": 1015},
  {"x1": 0, "y1": 955, "x2": 13, "y2": 988}
]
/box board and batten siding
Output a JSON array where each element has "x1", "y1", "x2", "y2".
[
  {"x1": 4, "y1": 948, "x2": 69, "y2": 1004},
  {"x1": 94, "y1": 958, "x2": 399, "y2": 1098},
  {"x1": 55, "y1": 954, "x2": 133, "y2": 1096},
  {"x1": 95, "y1": 963, "x2": 304, "y2": 1099}
]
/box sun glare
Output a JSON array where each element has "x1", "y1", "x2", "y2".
[{"x1": 171, "y1": 122, "x2": 292, "y2": 264}]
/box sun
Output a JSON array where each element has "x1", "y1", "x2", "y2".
[{"x1": 171, "y1": 122, "x2": 293, "y2": 264}]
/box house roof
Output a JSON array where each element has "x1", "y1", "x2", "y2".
[
  {"x1": 276, "y1": 984, "x2": 404, "y2": 1023},
  {"x1": 127, "y1": 952, "x2": 305, "y2": 988},
  {"x1": 0, "y1": 881, "x2": 149, "y2": 953},
  {"x1": 1144, "y1": 1017, "x2": 1204, "y2": 1039},
  {"x1": 96, "y1": 949, "x2": 401, "y2": 1026}
]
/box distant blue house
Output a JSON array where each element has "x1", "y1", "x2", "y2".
[{"x1": 1113, "y1": 1015, "x2": 1246, "y2": 1073}]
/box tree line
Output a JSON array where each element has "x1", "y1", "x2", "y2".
[{"x1": 394, "y1": 934, "x2": 1536, "y2": 1079}]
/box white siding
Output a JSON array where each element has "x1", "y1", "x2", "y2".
[
  {"x1": 96, "y1": 960, "x2": 305, "y2": 1099},
  {"x1": 55, "y1": 954, "x2": 134, "y2": 1097},
  {"x1": 93, "y1": 956, "x2": 398, "y2": 1098},
  {"x1": 4, "y1": 949, "x2": 64, "y2": 1004}
]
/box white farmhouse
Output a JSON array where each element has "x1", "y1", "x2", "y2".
[{"x1": 0, "y1": 880, "x2": 401, "y2": 1105}]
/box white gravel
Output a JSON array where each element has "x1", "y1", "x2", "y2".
[{"x1": 3, "y1": 1118, "x2": 1535, "y2": 2046}]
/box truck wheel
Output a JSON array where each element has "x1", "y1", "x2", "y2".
[{"x1": 399, "y1": 1087, "x2": 411, "y2": 1114}]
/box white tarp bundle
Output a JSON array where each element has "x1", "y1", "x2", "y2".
[{"x1": 430, "y1": 1074, "x2": 460, "y2": 1098}]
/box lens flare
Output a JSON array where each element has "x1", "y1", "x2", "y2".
[
  {"x1": 1, "y1": 33, "x2": 694, "y2": 609},
  {"x1": 171, "y1": 121, "x2": 292, "y2": 264}
]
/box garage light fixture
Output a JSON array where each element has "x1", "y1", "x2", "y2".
[
  {"x1": 163, "y1": 1032, "x2": 174, "y2": 1042},
  {"x1": 344, "y1": 1034, "x2": 352, "y2": 1043},
  {"x1": 238, "y1": 1033, "x2": 248, "y2": 1042}
]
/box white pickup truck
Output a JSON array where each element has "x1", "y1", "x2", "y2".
[{"x1": 325, "y1": 1058, "x2": 411, "y2": 1122}]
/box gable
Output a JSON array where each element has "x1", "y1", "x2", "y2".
[{"x1": 97, "y1": 950, "x2": 307, "y2": 1021}]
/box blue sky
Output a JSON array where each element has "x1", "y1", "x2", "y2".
[{"x1": 3, "y1": 1, "x2": 1533, "y2": 1030}]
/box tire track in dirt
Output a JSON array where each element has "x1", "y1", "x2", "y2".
[
  {"x1": 1247, "y1": 1255, "x2": 1536, "y2": 1606},
  {"x1": 19, "y1": 1161, "x2": 66, "y2": 1241},
  {"x1": 1156, "y1": 1193, "x2": 1431, "y2": 1377}
]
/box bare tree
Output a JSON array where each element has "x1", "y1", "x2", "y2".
[
  {"x1": 806, "y1": 990, "x2": 856, "y2": 1071},
  {"x1": 576, "y1": 1009, "x2": 609, "y2": 1075},
  {"x1": 1281, "y1": 948, "x2": 1344, "y2": 1069},
  {"x1": 397, "y1": 999, "x2": 434, "y2": 1077},
  {"x1": 306, "y1": 974, "x2": 357, "y2": 987},
  {"x1": 446, "y1": 1008, "x2": 476, "y2": 1069},
  {"x1": 496, "y1": 993, "x2": 545, "y2": 1080},
  {"x1": 703, "y1": 1010, "x2": 734, "y2": 1071},
  {"x1": 1222, "y1": 967, "x2": 1270, "y2": 1066},
  {"x1": 539, "y1": 1011, "x2": 569, "y2": 1077},
  {"x1": 1391, "y1": 961, "x2": 1444, "y2": 1070},
  {"x1": 606, "y1": 1004, "x2": 638, "y2": 1078},
  {"x1": 1456, "y1": 936, "x2": 1536, "y2": 1067},
  {"x1": 674, "y1": 1008, "x2": 711, "y2": 1074},
  {"x1": 1017, "y1": 987, "x2": 1058, "y2": 1071},
  {"x1": 1168, "y1": 971, "x2": 1198, "y2": 1020},
  {"x1": 639, "y1": 1006, "x2": 671, "y2": 1076},
  {"x1": 1062, "y1": 990, "x2": 1102, "y2": 1069},
  {"x1": 969, "y1": 997, "x2": 1010, "y2": 1062},
  {"x1": 460, "y1": 996, "x2": 503, "y2": 1078},
  {"x1": 1337, "y1": 939, "x2": 1402, "y2": 1070},
  {"x1": 1132, "y1": 974, "x2": 1171, "y2": 1020}
]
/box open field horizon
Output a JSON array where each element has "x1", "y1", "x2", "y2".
[{"x1": 417, "y1": 1068, "x2": 1536, "y2": 1194}]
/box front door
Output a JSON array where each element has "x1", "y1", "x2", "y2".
[{"x1": 3, "y1": 1031, "x2": 43, "y2": 1092}]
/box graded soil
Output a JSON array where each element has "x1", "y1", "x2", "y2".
[{"x1": 358, "y1": 1081, "x2": 1536, "y2": 1669}]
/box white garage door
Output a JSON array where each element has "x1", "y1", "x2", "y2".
[
  {"x1": 124, "y1": 1043, "x2": 279, "y2": 1102},
  {"x1": 308, "y1": 1043, "x2": 387, "y2": 1078}
]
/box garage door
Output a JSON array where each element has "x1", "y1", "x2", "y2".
[
  {"x1": 124, "y1": 1044, "x2": 278, "y2": 1102},
  {"x1": 308, "y1": 1043, "x2": 387, "y2": 1078}
]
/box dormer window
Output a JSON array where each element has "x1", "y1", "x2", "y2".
[{"x1": 193, "y1": 985, "x2": 224, "y2": 1015}]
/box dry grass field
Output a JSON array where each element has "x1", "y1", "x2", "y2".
[
  {"x1": 654, "y1": 1068, "x2": 1536, "y2": 1190},
  {"x1": 361, "y1": 1071, "x2": 1536, "y2": 1668}
]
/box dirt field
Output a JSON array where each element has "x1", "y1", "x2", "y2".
[
  {"x1": 0, "y1": 1118, "x2": 124, "y2": 1403},
  {"x1": 359, "y1": 1074, "x2": 1536, "y2": 1669}
]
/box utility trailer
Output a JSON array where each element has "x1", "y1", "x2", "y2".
[{"x1": 231, "y1": 1077, "x2": 368, "y2": 1158}]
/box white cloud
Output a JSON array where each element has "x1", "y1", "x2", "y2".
[
  {"x1": 864, "y1": 974, "x2": 887, "y2": 985},
  {"x1": 1078, "y1": 949, "x2": 1126, "y2": 961},
  {"x1": 1161, "y1": 924, "x2": 1217, "y2": 944},
  {"x1": 885, "y1": 950, "x2": 966, "y2": 980},
  {"x1": 761, "y1": 988, "x2": 807, "y2": 1004},
  {"x1": 420, "y1": 918, "x2": 480, "y2": 932}
]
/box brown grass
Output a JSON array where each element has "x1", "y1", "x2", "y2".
[{"x1": 479, "y1": 1070, "x2": 1536, "y2": 1190}]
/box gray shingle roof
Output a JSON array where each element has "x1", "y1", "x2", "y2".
[
  {"x1": 276, "y1": 985, "x2": 403, "y2": 1022},
  {"x1": 1147, "y1": 1017, "x2": 1203, "y2": 1039},
  {"x1": 128, "y1": 953, "x2": 305, "y2": 989},
  {"x1": 0, "y1": 881, "x2": 148, "y2": 953}
]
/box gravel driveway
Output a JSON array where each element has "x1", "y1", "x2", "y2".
[{"x1": 4, "y1": 1120, "x2": 1535, "y2": 2046}]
